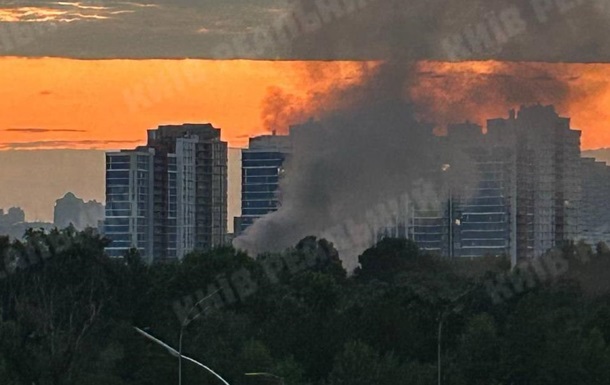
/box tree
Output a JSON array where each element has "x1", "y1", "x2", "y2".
[
  {"x1": 0, "y1": 228, "x2": 117, "y2": 385},
  {"x1": 455, "y1": 313, "x2": 501, "y2": 385},
  {"x1": 355, "y1": 238, "x2": 421, "y2": 281},
  {"x1": 327, "y1": 341, "x2": 405, "y2": 385}
]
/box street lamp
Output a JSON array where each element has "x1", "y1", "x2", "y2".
[
  {"x1": 179, "y1": 289, "x2": 221, "y2": 385},
  {"x1": 133, "y1": 327, "x2": 231, "y2": 385},
  {"x1": 436, "y1": 288, "x2": 472, "y2": 385},
  {"x1": 245, "y1": 372, "x2": 285, "y2": 385}
]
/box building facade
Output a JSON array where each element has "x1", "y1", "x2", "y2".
[
  {"x1": 444, "y1": 122, "x2": 517, "y2": 260},
  {"x1": 105, "y1": 147, "x2": 155, "y2": 260},
  {"x1": 105, "y1": 123, "x2": 227, "y2": 262},
  {"x1": 579, "y1": 157, "x2": 610, "y2": 246},
  {"x1": 488, "y1": 105, "x2": 582, "y2": 260},
  {"x1": 148, "y1": 124, "x2": 228, "y2": 251},
  {"x1": 237, "y1": 134, "x2": 292, "y2": 234},
  {"x1": 395, "y1": 105, "x2": 582, "y2": 263}
]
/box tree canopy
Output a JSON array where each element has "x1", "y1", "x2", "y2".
[{"x1": 2, "y1": 229, "x2": 610, "y2": 385}]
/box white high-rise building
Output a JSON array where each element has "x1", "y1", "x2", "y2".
[
  {"x1": 105, "y1": 124, "x2": 227, "y2": 263},
  {"x1": 488, "y1": 105, "x2": 582, "y2": 260}
]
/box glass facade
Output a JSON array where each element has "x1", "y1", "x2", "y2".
[
  {"x1": 104, "y1": 149, "x2": 154, "y2": 260},
  {"x1": 238, "y1": 135, "x2": 292, "y2": 234},
  {"x1": 105, "y1": 126, "x2": 224, "y2": 263}
]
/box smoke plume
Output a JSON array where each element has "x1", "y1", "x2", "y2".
[
  {"x1": 236, "y1": 60, "x2": 475, "y2": 269},
  {"x1": 234, "y1": 0, "x2": 610, "y2": 268},
  {"x1": 410, "y1": 61, "x2": 573, "y2": 133}
]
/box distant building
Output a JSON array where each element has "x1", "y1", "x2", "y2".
[
  {"x1": 394, "y1": 105, "x2": 582, "y2": 263},
  {"x1": 488, "y1": 105, "x2": 582, "y2": 260},
  {"x1": 444, "y1": 122, "x2": 517, "y2": 260},
  {"x1": 579, "y1": 157, "x2": 610, "y2": 245},
  {"x1": 104, "y1": 123, "x2": 228, "y2": 262},
  {"x1": 53, "y1": 192, "x2": 104, "y2": 230},
  {"x1": 105, "y1": 147, "x2": 155, "y2": 260},
  {"x1": 236, "y1": 134, "x2": 292, "y2": 234},
  {"x1": 0, "y1": 207, "x2": 52, "y2": 240},
  {"x1": 148, "y1": 124, "x2": 228, "y2": 252},
  {"x1": 0, "y1": 207, "x2": 25, "y2": 226}
]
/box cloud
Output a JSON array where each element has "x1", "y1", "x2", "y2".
[
  {"x1": 0, "y1": 0, "x2": 607, "y2": 61},
  {"x1": 5, "y1": 127, "x2": 86, "y2": 133},
  {"x1": 0, "y1": 2, "x2": 137, "y2": 23},
  {"x1": 0, "y1": 139, "x2": 142, "y2": 149}
]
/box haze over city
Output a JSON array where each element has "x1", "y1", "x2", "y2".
[
  {"x1": 3, "y1": 1, "x2": 610, "y2": 384},
  {"x1": 1, "y1": 0, "x2": 610, "y2": 222}
]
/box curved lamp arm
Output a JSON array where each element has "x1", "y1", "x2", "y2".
[{"x1": 134, "y1": 327, "x2": 231, "y2": 385}]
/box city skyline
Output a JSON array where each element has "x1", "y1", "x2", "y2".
[
  {"x1": 2, "y1": 1, "x2": 610, "y2": 383},
  {"x1": 234, "y1": 104, "x2": 610, "y2": 266},
  {"x1": 1, "y1": 105, "x2": 610, "y2": 225}
]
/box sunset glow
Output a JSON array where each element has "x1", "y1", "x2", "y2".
[{"x1": 0, "y1": 58, "x2": 609, "y2": 151}]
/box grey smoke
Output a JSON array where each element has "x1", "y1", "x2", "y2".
[
  {"x1": 234, "y1": 59, "x2": 477, "y2": 268},
  {"x1": 2, "y1": 0, "x2": 609, "y2": 60},
  {"x1": 231, "y1": 0, "x2": 610, "y2": 266},
  {"x1": 286, "y1": 0, "x2": 610, "y2": 62}
]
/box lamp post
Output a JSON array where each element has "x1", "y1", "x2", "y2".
[
  {"x1": 245, "y1": 372, "x2": 285, "y2": 385},
  {"x1": 133, "y1": 327, "x2": 231, "y2": 385},
  {"x1": 179, "y1": 289, "x2": 220, "y2": 385},
  {"x1": 437, "y1": 310, "x2": 447, "y2": 385},
  {"x1": 437, "y1": 288, "x2": 472, "y2": 385}
]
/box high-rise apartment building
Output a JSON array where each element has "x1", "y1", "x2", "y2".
[
  {"x1": 444, "y1": 122, "x2": 518, "y2": 260},
  {"x1": 236, "y1": 134, "x2": 292, "y2": 234},
  {"x1": 403, "y1": 122, "x2": 517, "y2": 261},
  {"x1": 105, "y1": 147, "x2": 155, "y2": 260},
  {"x1": 579, "y1": 157, "x2": 610, "y2": 245},
  {"x1": 488, "y1": 105, "x2": 581, "y2": 260},
  {"x1": 104, "y1": 123, "x2": 227, "y2": 262},
  {"x1": 403, "y1": 105, "x2": 582, "y2": 263},
  {"x1": 148, "y1": 124, "x2": 227, "y2": 251}
]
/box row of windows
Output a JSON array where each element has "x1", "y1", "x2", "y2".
[
  {"x1": 243, "y1": 184, "x2": 279, "y2": 193},
  {"x1": 479, "y1": 181, "x2": 504, "y2": 189},
  {"x1": 106, "y1": 210, "x2": 149, "y2": 219},
  {"x1": 243, "y1": 161, "x2": 285, "y2": 170},
  {"x1": 243, "y1": 167, "x2": 280, "y2": 177},
  {"x1": 107, "y1": 162, "x2": 131, "y2": 170},
  {"x1": 106, "y1": 209, "x2": 132, "y2": 217},
  {"x1": 105, "y1": 225, "x2": 131, "y2": 234},
  {"x1": 242, "y1": 192, "x2": 277, "y2": 201},
  {"x1": 244, "y1": 176, "x2": 279, "y2": 184},
  {"x1": 242, "y1": 152, "x2": 286, "y2": 161},
  {"x1": 461, "y1": 240, "x2": 507, "y2": 247},
  {"x1": 461, "y1": 214, "x2": 506, "y2": 223},
  {"x1": 459, "y1": 207, "x2": 506, "y2": 215},
  {"x1": 106, "y1": 183, "x2": 130, "y2": 192},
  {"x1": 107, "y1": 170, "x2": 130, "y2": 179},
  {"x1": 414, "y1": 234, "x2": 443, "y2": 242},
  {"x1": 104, "y1": 218, "x2": 129, "y2": 226},
  {"x1": 109, "y1": 240, "x2": 138, "y2": 248},
  {"x1": 106, "y1": 185, "x2": 150, "y2": 195},
  {"x1": 242, "y1": 208, "x2": 276, "y2": 216},
  {"x1": 243, "y1": 200, "x2": 278, "y2": 208},
  {"x1": 460, "y1": 230, "x2": 508, "y2": 239},
  {"x1": 106, "y1": 202, "x2": 148, "y2": 211},
  {"x1": 107, "y1": 155, "x2": 130, "y2": 163},
  {"x1": 465, "y1": 197, "x2": 505, "y2": 206}
]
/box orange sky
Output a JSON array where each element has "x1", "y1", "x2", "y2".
[
  {"x1": 0, "y1": 58, "x2": 609, "y2": 150},
  {"x1": 0, "y1": 58, "x2": 367, "y2": 149}
]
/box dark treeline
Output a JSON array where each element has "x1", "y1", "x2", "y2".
[{"x1": 2, "y1": 228, "x2": 610, "y2": 385}]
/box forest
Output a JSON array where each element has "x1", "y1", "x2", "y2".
[{"x1": 2, "y1": 227, "x2": 610, "y2": 385}]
